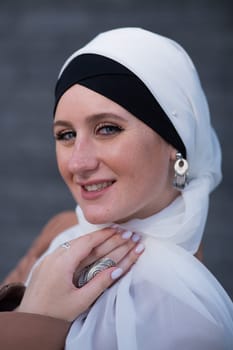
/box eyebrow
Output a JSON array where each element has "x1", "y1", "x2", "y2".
[{"x1": 53, "y1": 113, "x2": 127, "y2": 129}]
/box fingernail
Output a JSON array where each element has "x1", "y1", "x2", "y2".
[
  {"x1": 110, "y1": 224, "x2": 118, "y2": 229},
  {"x1": 111, "y1": 268, "x2": 123, "y2": 280},
  {"x1": 135, "y1": 243, "x2": 145, "y2": 254},
  {"x1": 121, "y1": 230, "x2": 133, "y2": 239},
  {"x1": 110, "y1": 224, "x2": 123, "y2": 234},
  {"x1": 132, "y1": 233, "x2": 141, "y2": 242}
]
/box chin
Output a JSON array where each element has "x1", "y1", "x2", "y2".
[
  {"x1": 80, "y1": 201, "x2": 137, "y2": 224},
  {"x1": 82, "y1": 208, "x2": 114, "y2": 225}
]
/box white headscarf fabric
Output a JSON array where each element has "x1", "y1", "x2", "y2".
[{"x1": 30, "y1": 28, "x2": 233, "y2": 348}]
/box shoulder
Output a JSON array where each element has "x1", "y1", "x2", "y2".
[
  {"x1": 30, "y1": 210, "x2": 78, "y2": 257},
  {"x1": 1, "y1": 210, "x2": 79, "y2": 286},
  {"x1": 40, "y1": 210, "x2": 78, "y2": 238}
]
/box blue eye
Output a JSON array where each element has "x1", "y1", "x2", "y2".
[
  {"x1": 96, "y1": 124, "x2": 123, "y2": 135},
  {"x1": 55, "y1": 130, "x2": 76, "y2": 141}
]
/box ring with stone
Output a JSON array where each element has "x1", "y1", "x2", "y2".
[{"x1": 75, "y1": 258, "x2": 116, "y2": 288}]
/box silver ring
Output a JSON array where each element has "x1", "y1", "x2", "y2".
[
  {"x1": 61, "y1": 241, "x2": 71, "y2": 249},
  {"x1": 75, "y1": 258, "x2": 116, "y2": 288}
]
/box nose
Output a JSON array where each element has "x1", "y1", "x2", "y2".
[{"x1": 68, "y1": 137, "x2": 99, "y2": 179}]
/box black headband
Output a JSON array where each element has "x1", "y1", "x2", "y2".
[{"x1": 54, "y1": 54, "x2": 186, "y2": 158}]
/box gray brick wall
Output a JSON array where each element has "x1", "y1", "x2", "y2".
[{"x1": 0, "y1": 0, "x2": 232, "y2": 298}]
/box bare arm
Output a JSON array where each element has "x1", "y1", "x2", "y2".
[{"x1": 1, "y1": 211, "x2": 78, "y2": 285}]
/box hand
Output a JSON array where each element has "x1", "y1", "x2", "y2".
[{"x1": 17, "y1": 227, "x2": 144, "y2": 322}]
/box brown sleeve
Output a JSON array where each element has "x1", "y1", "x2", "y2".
[{"x1": 0, "y1": 312, "x2": 71, "y2": 350}]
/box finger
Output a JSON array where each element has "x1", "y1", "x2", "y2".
[
  {"x1": 72, "y1": 267, "x2": 121, "y2": 315},
  {"x1": 73, "y1": 232, "x2": 141, "y2": 284},
  {"x1": 99, "y1": 232, "x2": 141, "y2": 265},
  {"x1": 86, "y1": 229, "x2": 133, "y2": 261},
  {"x1": 117, "y1": 242, "x2": 145, "y2": 274},
  {"x1": 56, "y1": 227, "x2": 117, "y2": 264},
  {"x1": 77, "y1": 229, "x2": 136, "y2": 269},
  {"x1": 72, "y1": 243, "x2": 145, "y2": 315}
]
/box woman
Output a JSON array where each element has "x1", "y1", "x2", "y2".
[
  {"x1": 0, "y1": 227, "x2": 144, "y2": 349},
  {"x1": 4, "y1": 27, "x2": 233, "y2": 348}
]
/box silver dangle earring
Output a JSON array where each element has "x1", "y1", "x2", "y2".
[{"x1": 173, "y1": 152, "x2": 189, "y2": 190}]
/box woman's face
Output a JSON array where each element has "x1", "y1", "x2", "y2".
[{"x1": 54, "y1": 84, "x2": 178, "y2": 224}]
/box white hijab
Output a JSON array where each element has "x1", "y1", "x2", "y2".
[{"x1": 30, "y1": 28, "x2": 233, "y2": 349}]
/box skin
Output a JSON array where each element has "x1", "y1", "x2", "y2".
[
  {"x1": 54, "y1": 84, "x2": 179, "y2": 225},
  {"x1": 18, "y1": 227, "x2": 144, "y2": 321}
]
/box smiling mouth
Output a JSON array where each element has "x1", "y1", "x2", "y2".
[{"x1": 82, "y1": 181, "x2": 115, "y2": 192}]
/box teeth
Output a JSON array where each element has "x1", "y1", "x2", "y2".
[{"x1": 84, "y1": 181, "x2": 113, "y2": 192}]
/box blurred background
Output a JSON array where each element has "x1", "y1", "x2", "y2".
[{"x1": 0, "y1": 0, "x2": 232, "y2": 298}]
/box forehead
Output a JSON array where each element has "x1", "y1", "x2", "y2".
[{"x1": 55, "y1": 84, "x2": 137, "y2": 123}]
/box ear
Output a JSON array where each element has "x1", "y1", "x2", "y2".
[{"x1": 170, "y1": 147, "x2": 177, "y2": 161}]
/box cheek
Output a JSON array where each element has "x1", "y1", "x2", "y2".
[
  {"x1": 110, "y1": 140, "x2": 152, "y2": 189},
  {"x1": 131, "y1": 140, "x2": 172, "y2": 189},
  {"x1": 56, "y1": 147, "x2": 70, "y2": 182},
  {"x1": 109, "y1": 132, "x2": 151, "y2": 175}
]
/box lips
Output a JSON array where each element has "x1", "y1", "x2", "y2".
[{"x1": 82, "y1": 180, "x2": 115, "y2": 192}]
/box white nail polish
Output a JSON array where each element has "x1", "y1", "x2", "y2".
[
  {"x1": 111, "y1": 268, "x2": 123, "y2": 280},
  {"x1": 122, "y1": 230, "x2": 133, "y2": 239},
  {"x1": 132, "y1": 233, "x2": 141, "y2": 242},
  {"x1": 110, "y1": 224, "x2": 118, "y2": 229},
  {"x1": 135, "y1": 243, "x2": 145, "y2": 254}
]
